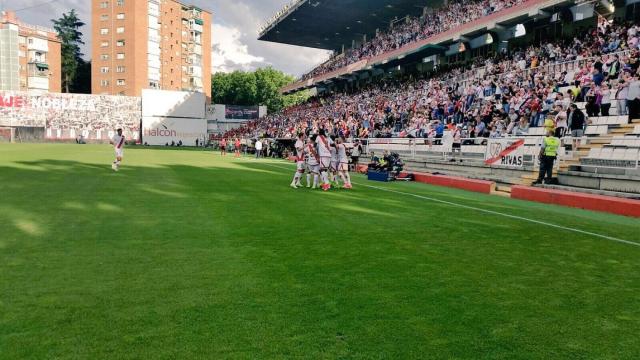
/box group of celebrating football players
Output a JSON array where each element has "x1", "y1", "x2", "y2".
[{"x1": 289, "y1": 130, "x2": 353, "y2": 191}]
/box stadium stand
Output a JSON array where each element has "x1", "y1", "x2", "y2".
[
  {"x1": 293, "y1": 0, "x2": 528, "y2": 81},
  {"x1": 235, "y1": 0, "x2": 640, "y2": 199}
]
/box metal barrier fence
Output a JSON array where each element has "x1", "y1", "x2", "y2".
[
  {"x1": 367, "y1": 136, "x2": 548, "y2": 168},
  {"x1": 241, "y1": 135, "x2": 588, "y2": 172}
]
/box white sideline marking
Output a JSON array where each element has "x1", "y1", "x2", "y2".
[
  {"x1": 358, "y1": 182, "x2": 639, "y2": 248},
  {"x1": 248, "y1": 159, "x2": 640, "y2": 248}
]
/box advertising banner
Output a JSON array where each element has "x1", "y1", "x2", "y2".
[
  {"x1": 484, "y1": 138, "x2": 525, "y2": 168},
  {"x1": 142, "y1": 116, "x2": 207, "y2": 146},
  {"x1": 225, "y1": 105, "x2": 259, "y2": 120},
  {"x1": 0, "y1": 91, "x2": 141, "y2": 140}
]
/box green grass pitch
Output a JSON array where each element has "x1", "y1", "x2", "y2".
[{"x1": 1, "y1": 143, "x2": 640, "y2": 359}]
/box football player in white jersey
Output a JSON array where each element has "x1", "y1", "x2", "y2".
[
  {"x1": 305, "y1": 136, "x2": 320, "y2": 189},
  {"x1": 290, "y1": 133, "x2": 306, "y2": 189},
  {"x1": 316, "y1": 129, "x2": 333, "y2": 191},
  {"x1": 336, "y1": 137, "x2": 352, "y2": 189},
  {"x1": 329, "y1": 138, "x2": 339, "y2": 185},
  {"x1": 110, "y1": 128, "x2": 125, "y2": 171}
]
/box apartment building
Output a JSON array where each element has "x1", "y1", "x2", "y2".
[
  {"x1": 91, "y1": 0, "x2": 212, "y2": 98},
  {"x1": 0, "y1": 10, "x2": 62, "y2": 93}
]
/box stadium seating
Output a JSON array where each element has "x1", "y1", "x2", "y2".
[
  {"x1": 590, "y1": 116, "x2": 627, "y2": 126},
  {"x1": 581, "y1": 145, "x2": 640, "y2": 168},
  {"x1": 229, "y1": 16, "x2": 640, "y2": 195},
  {"x1": 610, "y1": 136, "x2": 640, "y2": 148},
  {"x1": 585, "y1": 125, "x2": 610, "y2": 136},
  {"x1": 230, "y1": 18, "x2": 639, "y2": 143}
]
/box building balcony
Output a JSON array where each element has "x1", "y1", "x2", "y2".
[
  {"x1": 26, "y1": 38, "x2": 49, "y2": 52},
  {"x1": 190, "y1": 22, "x2": 203, "y2": 33},
  {"x1": 27, "y1": 62, "x2": 50, "y2": 77},
  {"x1": 27, "y1": 76, "x2": 49, "y2": 90},
  {"x1": 190, "y1": 77, "x2": 203, "y2": 88},
  {"x1": 187, "y1": 66, "x2": 202, "y2": 77},
  {"x1": 188, "y1": 54, "x2": 202, "y2": 66}
]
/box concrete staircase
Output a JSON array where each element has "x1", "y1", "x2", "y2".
[
  {"x1": 556, "y1": 118, "x2": 640, "y2": 194},
  {"x1": 492, "y1": 183, "x2": 512, "y2": 197},
  {"x1": 557, "y1": 120, "x2": 639, "y2": 171}
]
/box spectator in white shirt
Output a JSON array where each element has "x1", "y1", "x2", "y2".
[
  {"x1": 255, "y1": 139, "x2": 263, "y2": 158},
  {"x1": 627, "y1": 74, "x2": 640, "y2": 123}
]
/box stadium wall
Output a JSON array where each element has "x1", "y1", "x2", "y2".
[
  {"x1": 142, "y1": 117, "x2": 207, "y2": 146},
  {"x1": 140, "y1": 89, "x2": 208, "y2": 145},
  {"x1": 0, "y1": 91, "x2": 141, "y2": 142},
  {"x1": 141, "y1": 90, "x2": 206, "y2": 119},
  {"x1": 511, "y1": 186, "x2": 640, "y2": 218},
  {"x1": 400, "y1": 172, "x2": 495, "y2": 194},
  {"x1": 0, "y1": 89, "x2": 214, "y2": 145}
]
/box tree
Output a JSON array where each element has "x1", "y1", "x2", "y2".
[
  {"x1": 211, "y1": 67, "x2": 310, "y2": 114},
  {"x1": 228, "y1": 71, "x2": 257, "y2": 106},
  {"x1": 70, "y1": 59, "x2": 91, "y2": 94},
  {"x1": 211, "y1": 73, "x2": 232, "y2": 104},
  {"x1": 52, "y1": 10, "x2": 85, "y2": 93}
]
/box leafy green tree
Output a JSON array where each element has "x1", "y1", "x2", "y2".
[
  {"x1": 70, "y1": 59, "x2": 91, "y2": 94},
  {"x1": 254, "y1": 67, "x2": 289, "y2": 112},
  {"x1": 52, "y1": 10, "x2": 85, "y2": 93},
  {"x1": 211, "y1": 72, "x2": 232, "y2": 104},
  {"x1": 228, "y1": 71, "x2": 257, "y2": 106},
  {"x1": 211, "y1": 67, "x2": 310, "y2": 114}
]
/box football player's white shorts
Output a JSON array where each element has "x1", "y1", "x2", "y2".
[
  {"x1": 319, "y1": 157, "x2": 331, "y2": 170},
  {"x1": 307, "y1": 163, "x2": 319, "y2": 174},
  {"x1": 296, "y1": 161, "x2": 305, "y2": 172},
  {"x1": 331, "y1": 161, "x2": 339, "y2": 171},
  {"x1": 115, "y1": 148, "x2": 123, "y2": 158}
]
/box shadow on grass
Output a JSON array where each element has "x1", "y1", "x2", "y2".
[
  {"x1": 0, "y1": 158, "x2": 408, "y2": 244},
  {"x1": 127, "y1": 145, "x2": 214, "y2": 152}
]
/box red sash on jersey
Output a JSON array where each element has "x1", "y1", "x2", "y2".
[
  {"x1": 318, "y1": 135, "x2": 330, "y2": 154},
  {"x1": 308, "y1": 144, "x2": 319, "y2": 161},
  {"x1": 116, "y1": 136, "x2": 125, "y2": 149}
]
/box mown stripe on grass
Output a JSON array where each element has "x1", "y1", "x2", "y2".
[{"x1": 250, "y1": 159, "x2": 640, "y2": 249}]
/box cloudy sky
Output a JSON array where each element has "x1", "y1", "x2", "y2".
[{"x1": 2, "y1": 0, "x2": 331, "y2": 77}]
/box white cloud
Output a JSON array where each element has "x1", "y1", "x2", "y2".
[
  {"x1": 204, "y1": 0, "x2": 332, "y2": 76},
  {"x1": 9, "y1": 0, "x2": 333, "y2": 77},
  {"x1": 211, "y1": 23, "x2": 266, "y2": 73}
]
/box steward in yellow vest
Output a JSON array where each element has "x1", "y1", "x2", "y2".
[{"x1": 534, "y1": 130, "x2": 560, "y2": 185}]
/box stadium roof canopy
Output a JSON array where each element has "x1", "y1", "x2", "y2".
[
  {"x1": 259, "y1": 0, "x2": 438, "y2": 51},
  {"x1": 267, "y1": 0, "x2": 575, "y2": 94}
]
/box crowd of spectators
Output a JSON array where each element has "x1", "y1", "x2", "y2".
[
  {"x1": 300, "y1": 0, "x2": 527, "y2": 80},
  {"x1": 226, "y1": 20, "x2": 640, "y2": 145}
]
